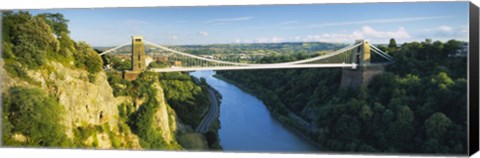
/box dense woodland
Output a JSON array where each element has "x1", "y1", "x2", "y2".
[
  {"x1": 2, "y1": 12, "x2": 103, "y2": 74},
  {"x1": 218, "y1": 39, "x2": 467, "y2": 154},
  {"x1": 106, "y1": 71, "x2": 211, "y2": 130}
]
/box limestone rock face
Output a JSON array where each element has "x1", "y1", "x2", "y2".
[
  {"x1": 48, "y1": 62, "x2": 118, "y2": 137},
  {"x1": 2, "y1": 61, "x2": 141, "y2": 149},
  {"x1": 2, "y1": 61, "x2": 201, "y2": 150},
  {"x1": 152, "y1": 82, "x2": 175, "y2": 143}
]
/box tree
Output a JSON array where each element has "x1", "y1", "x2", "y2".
[
  {"x1": 108, "y1": 55, "x2": 132, "y2": 70},
  {"x1": 377, "y1": 45, "x2": 388, "y2": 52},
  {"x1": 335, "y1": 114, "x2": 361, "y2": 139},
  {"x1": 57, "y1": 31, "x2": 76, "y2": 58},
  {"x1": 443, "y1": 40, "x2": 463, "y2": 58},
  {"x1": 205, "y1": 131, "x2": 218, "y2": 148},
  {"x1": 359, "y1": 105, "x2": 372, "y2": 122},
  {"x1": 425, "y1": 112, "x2": 452, "y2": 139},
  {"x1": 2, "y1": 11, "x2": 15, "y2": 43},
  {"x1": 37, "y1": 13, "x2": 70, "y2": 36},
  {"x1": 422, "y1": 112, "x2": 453, "y2": 153},
  {"x1": 157, "y1": 72, "x2": 210, "y2": 128},
  {"x1": 3, "y1": 87, "x2": 70, "y2": 147},
  {"x1": 74, "y1": 42, "x2": 103, "y2": 73},
  {"x1": 388, "y1": 106, "x2": 415, "y2": 151},
  {"x1": 425, "y1": 38, "x2": 432, "y2": 45},
  {"x1": 5, "y1": 12, "x2": 59, "y2": 68},
  {"x1": 388, "y1": 38, "x2": 398, "y2": 49}
]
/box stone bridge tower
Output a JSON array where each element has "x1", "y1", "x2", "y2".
[
  {"x1": 131, "y1": 36, "x2": 147, "y2": 71},
  {"x1": 340, "y1": 40, "x2": 384, "y2": 89},
  {"x1": 123, "y1": 36, "x2": 147, "y2": 81}
]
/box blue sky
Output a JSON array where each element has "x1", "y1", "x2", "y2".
[{"x1": 30, "y1": 2, "x2": 468, "y2": 47}]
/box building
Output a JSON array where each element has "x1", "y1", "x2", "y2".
[
  {"x1": 156, "y1": 56, "x2": 168, "y2": 62},
  {"x1": 172, "y1": 61, "x2": 182, "y2": 66}
]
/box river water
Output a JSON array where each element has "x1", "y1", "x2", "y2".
[{"x1": 190, "y1": 70, "x2": 318, "y2": 153}]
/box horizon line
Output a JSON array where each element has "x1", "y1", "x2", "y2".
[{"x1": 91, "y1": 38, "x2": 468, "y2": 48}]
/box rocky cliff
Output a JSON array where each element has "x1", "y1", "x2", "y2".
[{"x1": 2, "y1": 61, "x2": 184, "y2": 149}]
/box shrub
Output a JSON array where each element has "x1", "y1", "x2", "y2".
[
  {"x1": 2, "y1": 87, "x2": 70, "y2": 147},
  {"x1": 3, "y1": 12, "x2": 59, "y2": 69},
  {"x1": 74, "y1": 42, "x2": 103, "y2": 74}
]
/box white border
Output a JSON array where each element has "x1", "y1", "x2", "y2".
[{"x1": 0, "y1": 148, "x2": 460, "y2": 158}]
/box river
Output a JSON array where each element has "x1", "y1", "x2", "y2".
[{"x1": 190, "y1": 70, "x2": 318, "y2": 153}]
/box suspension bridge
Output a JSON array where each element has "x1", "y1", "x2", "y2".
[
  {"x1": 99, "y1": 36, "x2": 394, "y2": 73},
  {"x1": 98, "y1": 36, "x2": 394, "y2": 132}
]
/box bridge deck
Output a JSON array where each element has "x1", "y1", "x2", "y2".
[{"x1": 149, "y1": 63, "x2": 357, "y2": 72}]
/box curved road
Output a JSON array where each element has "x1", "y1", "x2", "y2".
[{"x1": 195, "y1": 89, "x2": 219, "y2": 133}]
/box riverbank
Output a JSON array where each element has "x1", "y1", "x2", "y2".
[
  {"x1": 196, "y1": 88, "x2": 220, "y2": 133},
  {"x1": 192, "y1": 76, "x2": 223, "y2": 150},
  {"x1": 213, "y1": 73, "x2": 325, "y2": 151}
]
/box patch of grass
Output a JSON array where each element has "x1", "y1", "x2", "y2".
[
  {"x1": 101, "y1": 123, "x2": 123, "y2": 148},
  {"x1": 72, "y1": 125, "x2": 97, "y2": 148},
  {"x1": 177, "y1": 133, "x2": 208, "y2": 150},
  {"x1": 47, "y1": 49, "x2": 75, "y2": 69},
  {"x1": 92, "y1": 132, "x2": 99, "y2": 148},
  {"x1": 3, "y1": 60, "x2": 41, "y2": 86},
  {"x1": 88, "y1": 73, "x2": 97, "y2": 83}
]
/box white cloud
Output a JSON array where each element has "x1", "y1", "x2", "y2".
[
  {"x1": 254, "y1": 36, "x2": 285, "y2": 43},
  {"x1": 296, "y1": 26, "x2": 410, "y2": 43},
  {"x1": 294, "y1": 36, "x2": 301, "y2": 41},
  {"x1": 234, "y1": 39, "x2": 242, "y2": 43},
  {"x1": 233, "y1": 26, "x2": 410, "y2": 44},
  {"x1": 285, "y1": 16, "x2": 452, "y2": 30},
  {"x1": 272, "y1": 37, "x2": 285, "y2": 43},
  {"x1": 198, "y1": 31, "x2": 209, "y2": 36},
  {"x1": 300, "y1": 33, "x2": 362, "y2": 43},
  {"x1": 205, "y1": 16, "x2": 252, "y2": 23},
  {"x1": 361, "y1": 26, "x2": 410, "y2": 39},
  {"x1": 438, "y1": 26, "x2": 453, "y2": 32},
  {"x1": 418, "y1": 25, "x2": 468, "y2": 39},
  {"x1": 169, "y1": 35, "x2": 178, "y2": 40},
  {"x1": 234, "y1": 36, "x2": 285, "y2": 44},
  {"x1": 243, "y1": 39, "x2": 253, "y2": 43},
  {"x1": 254, "y1": 37, "x2": 269, "y2": 43}
]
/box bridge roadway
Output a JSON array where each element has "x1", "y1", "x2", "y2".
[
  {"x1": 195, "y1": 88, "x2": 220, "y2": 133},
  {"x1": 150, "y1": 63, "x2": 357, "y2": 72}
]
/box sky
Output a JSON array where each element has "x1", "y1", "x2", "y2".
[{"x1": 29, "y1": 2, "x2": 469, "y2": 47}]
